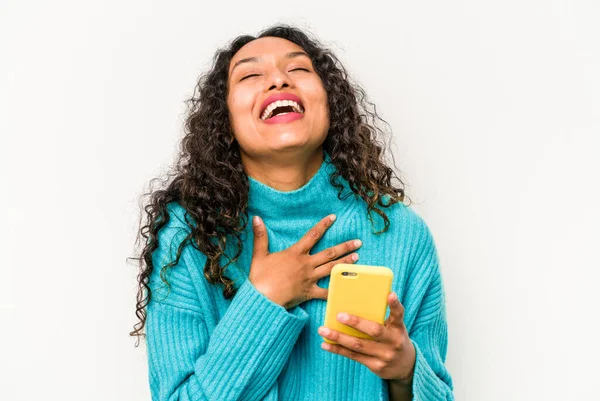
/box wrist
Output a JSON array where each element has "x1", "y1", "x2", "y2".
[
  {"x1": 391, "y1": 362, "x2": 415, "y2": 387},
  {"x1": 390, "y1": 377, "x2": 413, "y2": 389},
  {"x1": 250, "y1": 280, "x2": 288, "y2": 309},
  {"x1": 392, "y1": 340, "x2": 416, "y2": 385},
  {"x1": 388, "y1": 377, "x2": 413, "y2": 399}
]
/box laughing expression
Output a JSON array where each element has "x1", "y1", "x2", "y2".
[{"x1": 227, "y1": 36, "x2": 330, "y2": 159}]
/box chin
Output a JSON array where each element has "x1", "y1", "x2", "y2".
[{"x1": 264, "y1": 138, "x2": 313, "y2": 154}]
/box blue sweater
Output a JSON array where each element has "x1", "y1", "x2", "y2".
[{"x1": 145, "y1": 150, "x2": 454, "y2": 400}]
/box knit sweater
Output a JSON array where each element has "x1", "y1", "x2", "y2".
[{"x1": 145, "y1": 150, "x2": 454, "y2": 401}]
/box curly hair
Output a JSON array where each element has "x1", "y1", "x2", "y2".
[{"x1": 128, "y1": 24, "x2": 410, "y2": 346}]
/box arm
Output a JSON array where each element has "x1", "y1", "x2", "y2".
[
  {"x1": 145, "y1": 204, "x2": 309, "y2": 401},
  {"x1": 391, "y1": 214, "x2": 454, "y2": 401}
]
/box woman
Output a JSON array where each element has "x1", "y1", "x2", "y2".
[{"x1": 130, "y1": 24, "x2": 454, "y2": 401}]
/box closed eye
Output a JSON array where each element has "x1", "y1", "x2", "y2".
[
  {"x1": 240, "y1": 68, "x2": 309, "y2": 81},
  {"x1": 240, "y1": 74, "x2": 260, "y2": 81}
]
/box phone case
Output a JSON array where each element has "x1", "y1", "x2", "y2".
[{"x1": 322, "y1": 264, "x2": 394, "y2": 344}]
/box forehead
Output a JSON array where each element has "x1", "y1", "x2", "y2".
[{"x1": 229, "y1": 37, "x2": 306, "y2": 72}]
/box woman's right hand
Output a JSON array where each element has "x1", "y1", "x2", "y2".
[{"x1": 249, "y1": 214, "x2": 362, "y2": 310}]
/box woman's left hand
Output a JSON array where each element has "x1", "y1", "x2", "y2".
[{"x1": 318, "y1": 292, "x2": 416, "y2": 385}]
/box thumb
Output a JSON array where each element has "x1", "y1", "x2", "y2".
[
  {"x1": 385, "y1": 292, "x2": 405, "y2": 328},
  {"x1": 252, "y1": 216, "x2": 269, "y2": 256}
]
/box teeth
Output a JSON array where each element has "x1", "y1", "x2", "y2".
[{"x1": 260, "y1": 99, "x2": 304, "y2": 120}]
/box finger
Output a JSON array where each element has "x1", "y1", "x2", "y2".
[
  {"x1": 312, "y1": 252, "x2": 359, "y2": 281},
  {"x1": 293, "y1": 214, "x2": 336, "y2": 254},
  {"x1": 321, "y1": 340, "x2": 385, "y2": 374},
  {"x1": 335, "y1": 312, "x2": 387, "y2": 342},
  {"x1": 252, "y1": 216, "x2": 269, "y2": 256},
  {"x1": 311, "y1": 238, "x2": 362, "y2": 267},
  {"x1": 318, "y1": 326, "x2": 388, "y2": 360},
  {"x1": 310, "y1": 285, "x2": 328, "y2": 301},
  {"x1": 385, "y1": 292, "x2": 405, "y2": 328}
]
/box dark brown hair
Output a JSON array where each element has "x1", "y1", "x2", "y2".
[{"x1": 129, "y1": 24, "x2": 410, "y2": 346}]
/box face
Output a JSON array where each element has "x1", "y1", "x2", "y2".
[{"x1": 227, "y1": 36, "x2": 329, "y2": 160}]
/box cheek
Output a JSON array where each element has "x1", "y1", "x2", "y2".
[
  {"x1": 308, "y1": 85, "x2": 329, "y2": 121},
  {"x1": 306, "y1": 80, "x2": 328, "y2": 111},
  {"x1": 227, "y1": 91, "x2": 254, "y2": 122}
]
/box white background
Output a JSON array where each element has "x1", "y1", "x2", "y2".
[{"x1": 1, "y1": 1, "x2": 599, "y2": 400}]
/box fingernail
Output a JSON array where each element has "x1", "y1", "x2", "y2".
[
  {"x1": 253, "y1": 216, "x2": 261, "y2": 226},
  {"x1": 353, "y1": 240, "x2": 362, "y2": 247},
  {"x1": 338, "y1": 313, "x2": 349, "y2": 322},
  {"x1": 351, "y1": 253, "x2": 359, "y2": 261},
  {"x1": 318, "y1": 327, "x2": 330, "y2": 336},
  {"x1": 322, "y1": 342, "x2": 331, "y2": 350},
  {"x1": 329, "y1": 214, "x2": 336, "y2": 222}
]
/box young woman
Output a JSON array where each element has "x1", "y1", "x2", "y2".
[{"x1": 130, "y1": 24, "x2": 454, "y2": 401}]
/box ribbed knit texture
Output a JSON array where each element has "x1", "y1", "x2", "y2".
[{"x1": 145, "y1": 150, "x2": 454, "y2": 400}]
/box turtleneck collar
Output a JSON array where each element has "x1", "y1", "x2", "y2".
[{"x1": 247, "y1": 150, "x2": 356, "y2": 227}]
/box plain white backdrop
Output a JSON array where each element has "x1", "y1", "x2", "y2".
[{"x1": 1, "y1": 0, "x2": 599, "y2": 400}]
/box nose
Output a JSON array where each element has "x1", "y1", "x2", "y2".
[{"x1": 266, "y1": 68, "x2": 291, "y2": 91}]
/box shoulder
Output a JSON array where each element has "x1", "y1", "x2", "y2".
[
  {"x1": 387, "y1": 199, "x2": 434, "y2": 244},
  {"x1": 385, "y1": 200, "x2": 437, "y2": 269},
  {"x1": 359, "y1": 194, "x2": 434, "y2": 253},
  {"x1": 149, "y1": 201, "x2": 204, "y2": 311},
  {"x1": 156, "y1": 202, "x2": 195, "y2": 243},
  {"x1": 152, "y1": 201, "x2": 200, "y2": 267},
  {"x1": 164, "y1": 201, "x2": 196, "y2": 230},
  {"x1": 392, "y1": 201, "x2": 429, "y2": 231}
]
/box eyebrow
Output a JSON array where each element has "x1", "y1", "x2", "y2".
[{"x1": 230, "y1": 51, "x2": 310, "y2": 76}]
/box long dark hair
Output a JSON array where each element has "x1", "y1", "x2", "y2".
[{"x1": 129, "y1": 24, "x2": 410, "y2": 346}]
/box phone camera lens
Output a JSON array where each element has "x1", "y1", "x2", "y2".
[{"x1": 342, "y1": 272, "x2": 348, "y2": 276}]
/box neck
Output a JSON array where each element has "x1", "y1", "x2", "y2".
[
  {"x1": 242, "y1": 149, "x2": 325, "y2": 192},
  {"x1": 247, "y1": 150, "x2": 356, "y2": 232}
]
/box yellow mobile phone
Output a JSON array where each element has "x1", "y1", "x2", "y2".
[{"x1": 322, "y1": 264, "x2": 394, "y2": 344}]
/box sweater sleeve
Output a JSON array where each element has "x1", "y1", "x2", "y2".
[
  {"x1": 145, "y1": 203, "x2": 309, "y2": 401},
  {"x1": 404, "y1": 216, "x2": 455, "y2": 400}
]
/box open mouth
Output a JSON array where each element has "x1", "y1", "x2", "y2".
[{"x1": 260, "y1": 100, "x2": 305, "y2": 121}]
